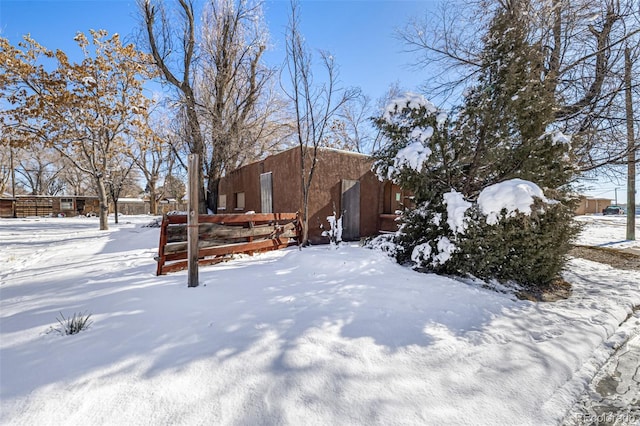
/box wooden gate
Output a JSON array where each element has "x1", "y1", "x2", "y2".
[
  {"x1": 260, "y1": 172, "x2": 273, "y2": 213},
  {"x1": 156, "y1": 212, "x2": 300, "y2": 275},
  {"x1": 341, "y1": 179, "x2": 360, "y2": 241}
]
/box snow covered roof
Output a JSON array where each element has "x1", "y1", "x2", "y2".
[{"x1": 117, "y1": 198, "x2": 146, "y2": 203}]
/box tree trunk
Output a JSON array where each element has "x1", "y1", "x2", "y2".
[
  {"x1": 207, "y1": 175, "x2": 220, "y2": 214},
  {"x1": 96, "y1": 175, "x2": 109, "y2": 231},
  {"x1": 114, "y1": 200, "x2": 119, "y2": 224},
  {"x1": 149, "y1": 181, "x2": 158, "y2": 215},
  {"x1": 301, "y1": 184, "x2": 310, "y2": 246}
]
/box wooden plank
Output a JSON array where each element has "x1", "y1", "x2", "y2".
[
  {"x1": 156, "y1": 215, "x2": 169, "y2": 275},
  {"x1": 160, "y1": 239, "x2": 293, "y2": 274},
  {"x1": 165, "y1": 212, "x2": 298, "y2": 225},
  {"x1": 164, "y1": 239, "x2": 236, "y2": 256},
  {"x1": 341, "y1": 179, "x2": 361, "y2": 241},
  {"x1": 161, "y1": 256, "x2": 227, "y2": 275},
  {"x1": 163, "y1": 228, "x2": 299, "y2": 256},
  {"x1": 165, "y1": 222, "x2": 296, "y2": 243},
  {"x1": 197, "y1": 238, "x2": 292, "y2": 258},
  {"x1": 162, "y1": 238, "x2": 292, "y2": 262}
]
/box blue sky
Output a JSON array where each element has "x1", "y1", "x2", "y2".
[
  {"x1": 0, "y1": 0, "x2": 635, "y2": 202},
  {"x1": 0, "y1": 0, "x2": 430, "y2": 101}
]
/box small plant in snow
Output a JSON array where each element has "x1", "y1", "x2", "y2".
[
  {"x1": 321, "y1": 206, "x2": 343, "y2": 248},
  {"x1": 49, "y1": 311, "x2": 93, "y2": 336}
]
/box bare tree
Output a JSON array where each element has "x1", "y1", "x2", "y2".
[
  {"x1": 324, "y1": 92, "x2": 375, "y2": 154},
  {"x1": 106, "y1": 154, "x2": 140, "y2": 223},
  {"x1": 14, "y1": 147, "x2": 65, "y2": 195},
  {"x1": 197, "y1": 0, "x2": 280, "y2": 213},
  {"x1": 59, "y1": 158, "x2": 96, "y2": 196},
  {"x1": 141, "y1": 0, "x2": 281, "y2": 213},
  {"x1": 0, "y1": 31, "x2": 154, "y2": 230},
  {"x1": 130, "y1": 106, "x2": 177, "y2": 215},
  {"x1": 284, "y1": 1, "x2": 358, "y2": 245},
  {"x1": 141, "y1": 0, "x2": 207, "y2": 212}
]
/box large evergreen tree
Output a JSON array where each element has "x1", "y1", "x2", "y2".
[
  {"x1": 371, "y1": 0, "x2": 580, "y2": 288},
  {"x1": 458, "y1": 1, "x2": 573, "y2": 196}
]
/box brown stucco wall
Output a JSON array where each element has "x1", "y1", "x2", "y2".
[
  {"x1": 217, "y1": 147, "x2": 390, "y2": 244},
  {"x1": 305, "y1": 149, "x2": 381, "y2": 242}
]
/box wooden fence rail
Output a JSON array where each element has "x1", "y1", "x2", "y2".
[{"x1": 156, "y1": 212, "x2": 301, "y2": 275}]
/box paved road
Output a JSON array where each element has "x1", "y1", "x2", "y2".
[{"x1": 564, "y1": 314, "x2": 640, "y2": 426}]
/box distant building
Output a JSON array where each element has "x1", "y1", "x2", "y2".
[
  {"x1": 0, "y1": 195, "x2": 101, "y2": 218},
  {"x1": 112, "y1": 198, "x2": 149, "y2": 215},
  {"x1": 575, "y1": 197, "x2": 612, "y2": 215}
]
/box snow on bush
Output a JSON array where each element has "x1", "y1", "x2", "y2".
[
  {"x1": 367, "y1": 233, "x2": 399, "y2": 258},
  {"x1": 382, "y1": 92, "x2": 437, "y2": 123},
  {"x1": 551, "y1": 130, "x2": 571, "y2": 146},
  {"x1": 410, "y1": 242, "x2": 431, "y2": 264},
  {"x1": 433, "y1": 236, "x2": 456, "y2": 265},
  {"x1": 374, "y1": 93, "x2": 446, "y2": 181},
  {"x1": 443, "y1": 190, "x2": 471, "y2": 234},
  {"x1": 478, "y1": 178, "x2": 547, "y2": 225},
  {"x1": 410, "y1": 126, "x2": 434, "y2": 142},
  {"x1": 392, "y1": 141, "x2": 432, "y2": 174}
]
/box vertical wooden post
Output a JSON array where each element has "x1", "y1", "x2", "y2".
[
  {"x1": 10, "y1": 145, "x2": 18, "y2": 217},
  {"x1": 187, "y1": 154, "x2": 199, "y2": 287}
]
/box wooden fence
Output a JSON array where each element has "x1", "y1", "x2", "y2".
[
  {"x1": 15, "y1": 198, "x2": 53, "y2": 217},
  {"x1": 156, "y1": 212, "x2": 301, "y2": 275}
]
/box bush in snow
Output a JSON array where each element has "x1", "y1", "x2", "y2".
[
  {"x1": 379, "y1": 183, "x2": 580, "y2": 287},
  {"x1": 445, "y1": 192, "x2": 581, "y2": 287},
  {"x1": 49, "y1": 311, "x2": 93, "y2": 336},
  {"x1": 370, "y1": 90, "x2": 578, "y2": 287}
]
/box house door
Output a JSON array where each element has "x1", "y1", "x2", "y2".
[
  {"x1": 76, "y1": 199, "x2": 85, "y2": 215},
  {"x1": 341, "y1": 179, "x2": 360, "y2": 241},
  {"x1": 260, "y1": 172, "x2": 273, "y2": 213}
]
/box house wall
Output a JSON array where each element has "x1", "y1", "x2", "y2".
[
  {"x1": 217, "y1": 147, "x2": 388, "y2": 244},
  {"x1": 10, "y1": 196, "x2": 100, "y2": 218},
  {"x1": 0, "y1": 199, "x2": 15, "y2": 218},
  {"x1": 306, "y1": 149, "x2": 382, "y2": 242},
  {"x1": 14, "y1": 196, "x2": 53, "y2": 217}
]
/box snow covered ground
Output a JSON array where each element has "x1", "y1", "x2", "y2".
[
  {"x1": 0, "y1": 215, "x2": 638, "y2": 425},
  {"x1": 575, "y1": 215, "x2": 640, "y2": 250}
]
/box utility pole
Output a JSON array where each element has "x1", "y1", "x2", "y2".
[
  {"x1": 187, "y1": 154, "x2": 200, "y2": 287},
  {"x1": 625, "y1": 46, "x2": 636, "y2": 240}
]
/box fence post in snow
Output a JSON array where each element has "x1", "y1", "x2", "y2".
[{"x1": 187, "y1": 154, "x2": 199, "y2": 287}]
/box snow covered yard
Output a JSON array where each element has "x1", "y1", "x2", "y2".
[{"x1": 0, "y1": 215, "x2": 638, "y2": 425}]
